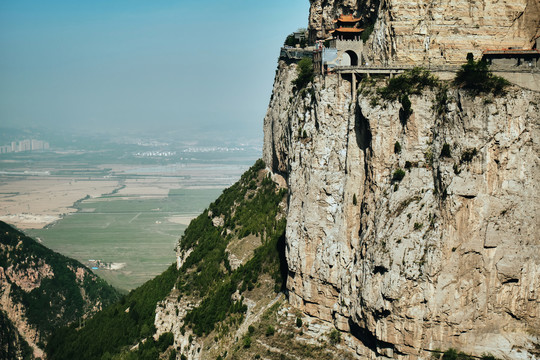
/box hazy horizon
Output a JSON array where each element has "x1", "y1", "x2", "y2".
[{"x1": 0, "y1": 0, "x2": 308, "y2": 141}]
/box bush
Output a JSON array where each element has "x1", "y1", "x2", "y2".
[
  {"x1": 442, "y1": 348, "x2": 473, "y2": 360},
  {"x1": 454, "y1": 55, "x2": 510, "y2": 96},
  {"x1": 378, "y1": 67, "x2": 439, "y2": 101},
  {"x1": 400, "y1": 95, "x2": 413, "y2": 124},
  {"x1": 425, "y1": 150, "x2": 434, "y2": 166},
  {"x1": 296, "y1": 317, "x2": 303, "y2": 327},
  {"x1": 265, "y1": 325, "x2": 275, "y2": 336},
  {"x1": 443, "y1": 348, "x2": 459, "y2": 360},
  {"x1": 284, "y1": 29, "x2": 307, "y2": 48},
  {"x1": 360, "y1": 22, "x2": 375, "y2": 43},
  {"x1": 328, "y1": 329, "x2": 341, "y2": 345},
  {"x1": 293, "y1": 58, "x2": 314, "y2": 91},
  {"x1": 434, "y1": 85, "x2": 449, "y2": 116},
  {"x1": 157, "y1": 332, "x2": 174, "y2": 352},
  {"x1": 243, "y1": 335, "x2": 252, "y2": 348},
  {"x1": 481, "y1": 354, "x2": 498, "y2": 360},
  {"x1": 392, "y1": 169, "x2": 406, "y2": 182}
]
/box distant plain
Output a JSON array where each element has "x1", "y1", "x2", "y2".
[{"x1": 0, "y1": 138, "x2": 259, "y2": 291}]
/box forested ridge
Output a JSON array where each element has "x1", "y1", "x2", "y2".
[
  {"x1": 0, "y1": 221, "x2": 121, "y2": 357},
  {"x1": 46, "y1": 159, "x2": 289, "y2": 360}
]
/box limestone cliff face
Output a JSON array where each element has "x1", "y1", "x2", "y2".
[
  {"x1": 308, "y1": 0, "x2": 540, "y2": 64},
  {"x1": 263, "y1": 61, "x2": 540, "y2": 358}
]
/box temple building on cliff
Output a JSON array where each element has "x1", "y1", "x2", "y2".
[
  {"x1": 314, "y1": 14, "x2": 365, "y2": 74},
  {"x1": 329, "y1": 14, "x2": 363, "y2": 41}
]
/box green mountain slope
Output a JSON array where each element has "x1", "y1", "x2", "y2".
[
  {"x1": 45, "y1": 159, "x2": 289, "y2": 360},
  {"x1": 0, "y1": 221, "x2": 121, "y2": 357}
]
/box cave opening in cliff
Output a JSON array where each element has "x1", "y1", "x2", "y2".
[
  {"x1": 355, "y1": 105, "x2": 372, "y2": 151},
  {"x1": 276, "y1": 231, "x2": 289, "y2": 292}
]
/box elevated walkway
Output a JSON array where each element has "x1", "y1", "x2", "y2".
[
  {"x1": 279, "y1": 47, "x2": 314, "y2": 62},
  {"x1": 333, "y1": 65, "x2": 540, "y2": 94},
  {"x1": 334, "y1": 64, "x2": 539, "y2": 75}
]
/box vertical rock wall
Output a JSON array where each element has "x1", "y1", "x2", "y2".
[{"x1": 263, "y1": 62, "x2": 540, "y2": 358}]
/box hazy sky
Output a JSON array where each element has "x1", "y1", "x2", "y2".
[{"x1": 0, "y1": 0, "x2": 308, "y2": 140}]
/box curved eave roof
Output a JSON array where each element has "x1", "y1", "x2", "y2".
[
  {"x1": 330, "y1": 27, "x2": 364, "y2": 34},
  {"x1": 333, "y1": 14, "x2": 362, "y2": 23}
]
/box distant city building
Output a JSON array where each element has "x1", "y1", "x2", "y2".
[{"x1": 0, "y1": 139, "x2": 50, "y2": 153}]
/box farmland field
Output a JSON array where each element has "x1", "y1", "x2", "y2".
[{"x1": 27, "y1": 188, "x2": 222, "y2": 291}]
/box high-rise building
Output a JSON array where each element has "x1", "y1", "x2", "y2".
[{"x1": 1, "y1": 139, "x2": 51, "y2": 154}]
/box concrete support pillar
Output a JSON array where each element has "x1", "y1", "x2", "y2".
[
  {"x1": 352, "y1": 73, "x2": 357, "y2": 102},
  {"x1": 338, "y1": 73, "x2": 342, "y2": 101}
]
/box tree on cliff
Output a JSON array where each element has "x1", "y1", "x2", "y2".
[
  {"x1": 454, "y1": 53, "x2": 509, "y2": 96},
  {"x1": 293, "y1": 58, "x2": 314, "y2": 91}
]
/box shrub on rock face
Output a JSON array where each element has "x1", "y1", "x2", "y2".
[
  {"x1": 328, "y1": 329, "x2": 341, "y2": 345},
  {"x1": 442, "y1": 348, "x2": 477, "y2": 360},
  {"x1": 480, "y1": 354, "x2": 498, "y2": 360},
  {"x1": 378, "y1": 67, "x2": 439, "y2": 100},
  {"x1": 242, "y1": 335, "x2": 252, "y2": 348},
  {"x1": 399, "y1": 94, "x2": 413, "y2": 124},
  {"x1": 265, "y1": 325, "x2": 275, "y2": 336},
  {"x1": 293, "y1": 58, "x2": 314, "y2": 91},
  {"x1": 392, "y1": 169, "x2": 406, "y2": 182},
  {"x1": 454, "y1": 55, "x2": 510, "y2": 96}
]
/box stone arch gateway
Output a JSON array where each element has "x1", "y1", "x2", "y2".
[{"x1": 344, "y1": 50, "x2": 359, "y2": 66}]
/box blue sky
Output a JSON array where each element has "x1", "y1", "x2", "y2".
[{"x1": 0, "y1": 0, "x2": 308, "y2": 141}]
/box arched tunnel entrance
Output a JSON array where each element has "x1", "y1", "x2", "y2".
[{"x1": 344, "y1": 50, "x2": 359, "y2": 66}]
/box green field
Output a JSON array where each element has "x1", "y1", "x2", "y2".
[{"x1": 28, "y1": 188, "x2": 222, "y2": 291}]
